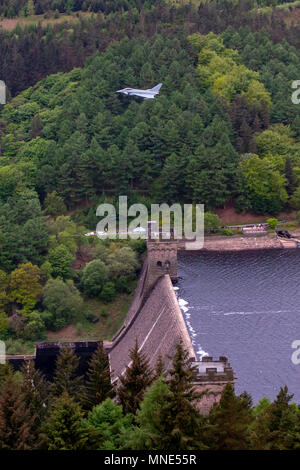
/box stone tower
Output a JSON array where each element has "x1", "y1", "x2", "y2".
[{"x1": 144, "y1": 241, "x2": 178, "y2": 295}]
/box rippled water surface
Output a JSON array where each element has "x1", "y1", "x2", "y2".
[{"x1": 177, "y1": 250, "x2": 300, "y2": 403}]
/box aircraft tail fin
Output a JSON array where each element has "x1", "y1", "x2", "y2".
[{"x1": 150, "y1": 83, "x2": 162, "y2": 92}]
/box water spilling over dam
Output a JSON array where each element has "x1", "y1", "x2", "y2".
[{"x1": 177, "y1": 249, "x2": 300, "y2": 403}]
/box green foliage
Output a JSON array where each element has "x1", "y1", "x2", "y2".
[
  {"x1": 44, "y1": 191, "x2": 67, "y2": 217},
  {"x1": 126, "y1": 348, "x2": 207, "y2": 450},
  {"x1": 42, "y1": 278, "x2": 83, "y2": 330},
  {"x1": 0, "y1": 375, "x2": 36, "y2": 450},
  {"x1": 81, "y1": 259, "x2": 109, "y2": 298},
  {"x1": 107, "y1": 247, "x2": 139, "y2": 281},
  {"x1": 250, "y1": 386, "x2": 300, "y2": 450},
  {"x1": 207, "y1": 384, "x2": 253, "y2": 450},
  {"x1": 240, "y1": 154, "x2": 288, "y2": 214},
  {"x1": 42, "y1": 392, "x2": 89, "y2": 450},
  {"x1": 83, "y1": 342, "x2": 115, "y2": 411},
  {"x1": 0, "y1": 312, "x2": 10, "y2": 337},
  {"x1": 20, "y1": 360, "x2": 49, "y2": 449},
  {"x1": 100, "y1": 282, "x2": 116, "y2": 303},
  {"x1": 48, "y1": 245, "x2": 75, "y2": 280},
  {"x1": 22, "y1": 311, "x2": 46, "y2": 340},
  {"x1": 118, "y1": 339, "x2": 153, "y2": 416},
  {"x1": 290, "y1": 187, "x2": 300, "y2": 210},
  {"x1": 8, "y1": 263, "x2": 42, "y2": 316},
  {"x1": 204, "y1": 212, "x2": 221, "y2": 233},
  {"x1": 124, "y1": 379, "x2": 174, "y2": 450},
  {"x1": 190, "y1": 32, "x2": 271, "y2": 107},
  {"x1": 51, "y1": 346, "x2": 84, "y2": 401},
  {"x1": 220, "y1": 228, "x2": 235, "y2": 236},
  {"x1": 266, "y1": 217, "x2": 278, "y2": 229},
  {"x1": 82, "y1": 398, "x2": 132, "y2": 450}
]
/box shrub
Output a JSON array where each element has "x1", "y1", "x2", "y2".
[
  {"x1": 266, "y1": 218, "x2": 278, "y2": 230},
  {"x1": 85, "y1": 311, "x2": 99, "y2": 323},
  {"x1": 82, "y1": 260, "x2": 109, "y2": 298},
  {"x1": 42, "y1": 279, "x2": 83, "y2": 330},
  {"x1": 115, "y1": 276, "x2": 131, "y2": 294},
  {"x1": 220, "y1": 228, "x2": 235, "y2": 236},
  {"x1": 0, "y1": 311, "x2": 10, "y2": 338},
  {"x1": 100, "y1": 282, "x2": 116, "y2": 303},
  {"x1": 204, "y1": 212, "x2": 221, "y2": 233},
  {"x1": 22, "y1": 311, "x2": 46, "y2": 340}
]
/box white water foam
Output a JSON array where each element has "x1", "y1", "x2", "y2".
[{"x1": 177, "y1": 295, "x2": 209, "y2": 360}]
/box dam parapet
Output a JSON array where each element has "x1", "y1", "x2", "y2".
[
  {"x1": 8, "y1": 341, "x2": 100, "y2": 380},
  {"x1": 192, "y1": 356, "x2": 235, "y2": 414}
]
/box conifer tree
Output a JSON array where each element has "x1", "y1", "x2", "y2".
[
  {"x1": 207, "y1": 383, "x2": 253, "y2": 450},
  {"x1": 42, "y1": 392, "x2": 90, "y2": 450},
  {"x1": 82, "y1": 398, "x2": 132, "y2": 450},
  {"x1": 251, "y1": 386, "x2": 300, "y2": 450},
  {"x1": 20, "y1": 360, "x2": 49, "y2": 448},
  {"x1": 0, "y1": 375, "x2": 36, "y2": 450},
  {"x1": 125, "y1": 378, "x2": 175, "y2": 450},
  {"x1": 164, "y1": 340, "x2": 207, "y2": 449},
  {"x1": 82, "y1": 342, "x2": 115, "y2": 411},
  {"x1": 0, "y1": 363, "x2": 13, "y2": 391},
  {"x1": 154, "y1": 352, "x2": 165, "y2": 380},
  {"x1": 51, "y1": 345, "x2": 84, "y2": 402},
  {"x1": 118, "y1": 339, "x2": 153, "y2": 415}
]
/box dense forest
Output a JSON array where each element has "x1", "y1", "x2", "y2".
[
  {"x1": 0, "y1": 0, "x2": 158, "y2": 17},
  {"x1": 0, "y1": 2, "x2": 300, "y2": 352},
  {"x1": 2, "y1": 1, "x2": 300, "y2": 97},
  {"x1": 1, "y1": 340, "x2": 300, "y2": 450}
]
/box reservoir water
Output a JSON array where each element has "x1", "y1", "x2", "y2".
[{"x1": 177, "y1": 249, "x2": 300, "y2": 404}]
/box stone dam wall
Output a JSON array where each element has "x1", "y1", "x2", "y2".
[{"x1": 107, "y1": 272, "x2": 196, "y2": 382}]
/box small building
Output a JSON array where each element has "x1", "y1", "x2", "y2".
[{"x1": 192, "y1": 356, "x2": 235, "y2": 414}]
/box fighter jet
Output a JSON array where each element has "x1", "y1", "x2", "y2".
[{"x1": 116, "y1": 83, "x2": 162, "y2": 99}]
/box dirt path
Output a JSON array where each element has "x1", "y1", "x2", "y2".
[{"x1": 46, "y1": 325, "x2": 78, "y2": 341}]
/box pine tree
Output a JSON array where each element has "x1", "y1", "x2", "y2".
[
  {"x1": 20, "y1": 360, "x2": 49, "y2": 448},
  {"x1": 0, "y1": 375, "x2": 36, "y2": 450},
  {"x1": 118, "y1": 339, "x2": 153, "y2": 415},
  {"x1": 250, "y1": 386, "x2": 300, "y2": 450},
  {"x1": 0, "y1": 363, "x2": 13, "y2": 391},
  {"x1": 207, "y1": 383, "x2": 253, "y2": 450},
  {"x1": 82, "y1": 342, "x2": 115, "y2": 411},
  {"x1": 164, "y1": 340, "x2": 207, "y2": 449},
  {"x1": 51, "y1": 345, "x2": 84, "y2": 402},
  {"x1": 154, "y1": 352, "x2": 165, "y2": 380},
  {"x1": 82, "y1": 398, "x2": 133, "y2": 450},
  {"x1": 42, "y1": 392, "x2": 90, "y2": 450},
  {"x1": 127, "y1": 375, "x2": 207, "y2": 451}
]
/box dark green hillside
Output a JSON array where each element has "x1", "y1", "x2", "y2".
[
  {"x1": 0, "y1": 34, "x2": 239, "y2": 209},
  {"x1": 2, "y1": 31, "x2": 300, "y2": 218}
]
